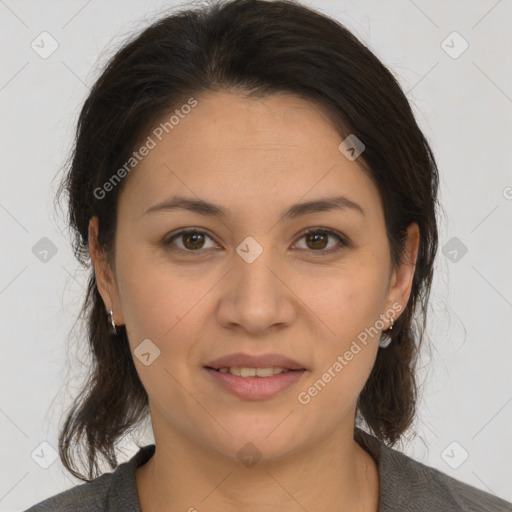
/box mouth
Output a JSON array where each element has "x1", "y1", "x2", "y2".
[
  {"x1": 204, "y1": 352, "x2": 307, "y2": 373},
  {"x1": 204, "y1": 366, "x2": 304, "y2": 377},
  {"x1": 203, "y1": 366, "x2": 307, "y2": 400}
]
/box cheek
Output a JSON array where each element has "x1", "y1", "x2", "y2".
[
  {"x1": 313, "y1": 257, "x2": 389, "y2": 341},
  {"x1": 115, "y1": 246, "x2": 218, "y2": 372},
  {"x1": 114, "y1": 249, "x2": 205, "y2": 402},
  {"x1": 114, "y1": 246, "x2": 186, "y2": 344},
  {"x1": 299, "y1": 251, "x2": 389, "y2": 402},
  {"x1": 298, "y1": 296, "x2": 382, "y2": 423}
]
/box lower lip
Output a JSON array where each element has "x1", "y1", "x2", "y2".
[{"x1": 204, "y1": 368, "x2": 307, "y2": 400}]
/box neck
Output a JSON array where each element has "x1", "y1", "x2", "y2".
[{"x1": 136, "y1": 419, "x2": 379, "y2": 512}]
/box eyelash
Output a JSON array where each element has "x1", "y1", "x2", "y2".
[{"x1": 163, "y1": 227, "x2": 349, "y2": 257}]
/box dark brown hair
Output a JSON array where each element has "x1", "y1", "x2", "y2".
[{"x1": 56, "y1": 0, "x2": 439, "y2": 481}]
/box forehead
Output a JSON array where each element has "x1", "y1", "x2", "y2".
[{"x1": 117, "y1": 91, "x2": 382, "y2": 223}]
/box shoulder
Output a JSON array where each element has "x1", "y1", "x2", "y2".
[
  {"x1": 385, "y1": 447, "x2": 512, "y2": 511},
  {"x1": 23, "y1": 472, "x2": 114, "y2": 512},
  {"x1": 355, "y1": 428, "x2": 512, "y2": 512},
  {"x1": 24, "y1": 444, "x2": 155, "y2": 512}
]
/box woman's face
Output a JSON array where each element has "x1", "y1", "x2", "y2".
[{"x1": 90, "y1": 90, "x2": 418, "y2": 463}]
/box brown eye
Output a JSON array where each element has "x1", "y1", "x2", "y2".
[
  {"x1": 295, "y1": 228, "x2": 348, "y2": 254},
  {"x1": 165, "y1": 229, "x2": 217, "y2": 252},
  {"x1": 305, "y1": 231, "x2": 329, "y2": 250},
  {"x1": 181, "y1": 231, "x2": 206, "y2": 250}
]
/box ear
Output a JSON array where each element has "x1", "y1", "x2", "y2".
[
  {"x1": 88, "y1": 216, "x2": 125, "y2": 325},
  {"x1": 385, "y1": 222, "x2": 420, "y2": 320}
]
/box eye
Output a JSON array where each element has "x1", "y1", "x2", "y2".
[
  {"x1": 164, "y1": 229, "x2": 218, "y2": 253},
  {"x1": 163, "y1": 227, "x2": 349, "y2": 255},
  {"x1": 293, "y1": 227, "x2": 348, "y2": 255}
]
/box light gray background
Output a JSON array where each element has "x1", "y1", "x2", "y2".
[{"x1": 1, "y1": 0, "x2": 511, "y2": 510}]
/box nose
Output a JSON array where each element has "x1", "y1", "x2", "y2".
[{"x1": 215, "y1": 241, "x2": 296, "y2": 335}]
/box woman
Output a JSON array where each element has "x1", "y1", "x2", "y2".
[{"x1": 26, "y1": 0, "x2": 512, "y2": 510}]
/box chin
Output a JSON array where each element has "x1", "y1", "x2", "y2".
[{"x1": 198, "y1": 417, "x2": 306, "y2": 465}]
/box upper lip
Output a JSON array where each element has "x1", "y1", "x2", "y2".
[{"x1": 205, "y1": 352, "x2": 307, "y2": 370}]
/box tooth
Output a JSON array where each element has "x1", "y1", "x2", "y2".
[
  {"x1": 222, "y1": 366, "x2": 291, "y2": 377},
  {"x1": 255, "y1": 367, "x2": 274, "y2": 377}
]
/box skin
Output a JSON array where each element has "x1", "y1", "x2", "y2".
[{"x1": 89, "y1": 90, "x2": 419, "y2": 512}]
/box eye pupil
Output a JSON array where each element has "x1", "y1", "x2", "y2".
[
  {"x1": 307, "y1": 232, "x2": 328, "y2": 250},
  {"x1": 184, "y1": 231, "x2": 205, "y2": 250}
]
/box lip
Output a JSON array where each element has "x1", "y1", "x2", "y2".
[
  {"x1": 204, "y1": 352, "x2": 306, "y2": 370},
  {"x1": 204, "y1": 367, "x2": 307, "y2": 400}
]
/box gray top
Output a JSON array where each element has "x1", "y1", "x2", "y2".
[{"x1": 25, "y1": 428, "x2": 512, "y2": 511}]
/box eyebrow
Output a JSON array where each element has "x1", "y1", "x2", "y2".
[{"x1": 142, "y1": 194, "x2": 365, "y2": 220}]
